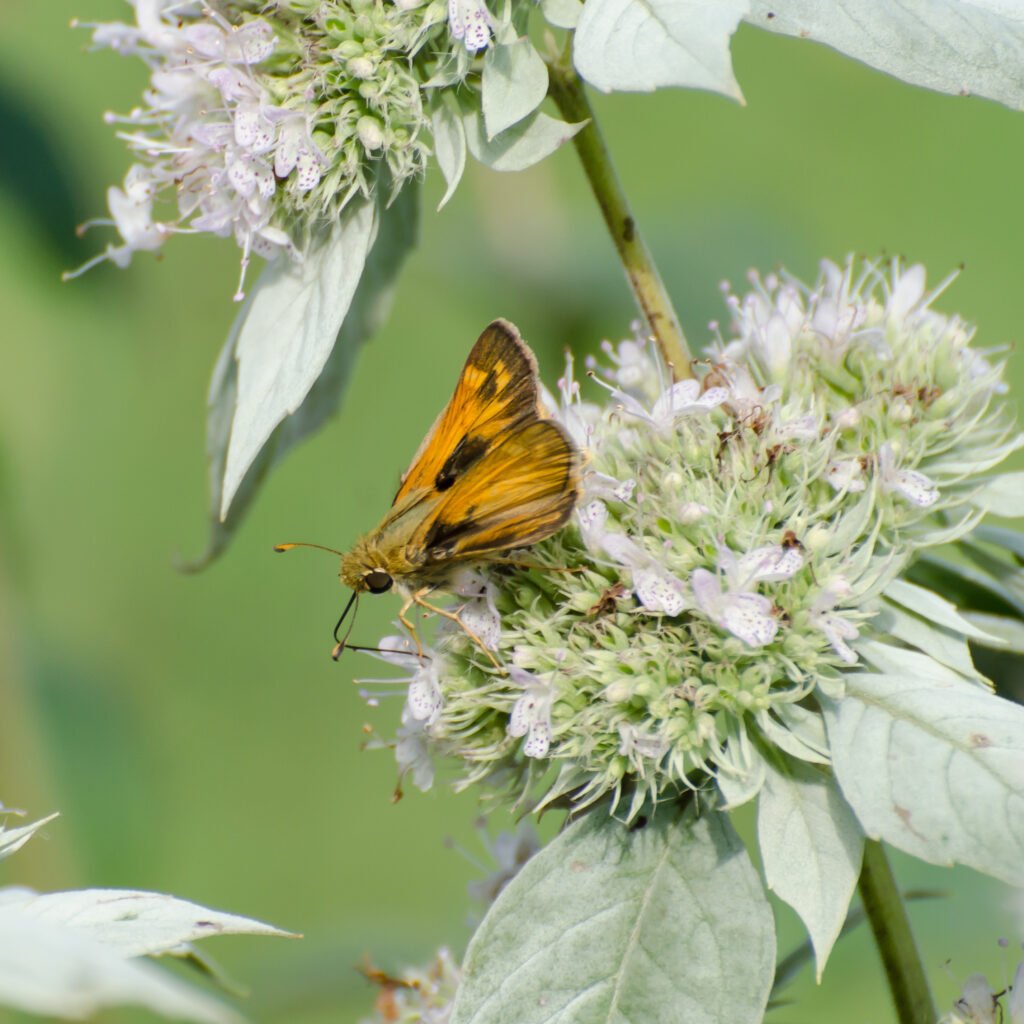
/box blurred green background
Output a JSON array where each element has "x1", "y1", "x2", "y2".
[{"x1": 1, "y1": 3, "x2": 1022, "y2": 1022}]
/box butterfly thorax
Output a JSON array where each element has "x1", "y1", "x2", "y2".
[{"x1": 339, "y1": 512, "x2": 449, "y2": 595}]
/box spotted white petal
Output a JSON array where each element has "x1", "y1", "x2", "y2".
[{"x1": 632, "y1": 566, "x2": 687, "y2": 616}]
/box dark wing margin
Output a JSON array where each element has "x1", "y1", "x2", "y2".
[{"x1": 393, "y1": 320, "x2": 540, "y2": 505}]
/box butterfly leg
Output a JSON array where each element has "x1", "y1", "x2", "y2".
[
  {"x1": 397, "y1": 593, "x2": 427, "y2": 660},
  {"x1": 412, "y1": 589, "x2": 502, "y2": 670}
]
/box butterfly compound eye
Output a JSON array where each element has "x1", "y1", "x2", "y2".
[{"x1": 364, "y1": 569, "x2": 393, "y2": 594}]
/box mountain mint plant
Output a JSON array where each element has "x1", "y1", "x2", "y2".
[
  {"x1": 382, "y1": 257, "x2": 1021, "y2": 819},
  {"x1": 362, "y1": 259, "x2": 1024, "y2": 1021},
  {"x1": 49, "y1": 1, "x2": 1024, "y2": 1022}
]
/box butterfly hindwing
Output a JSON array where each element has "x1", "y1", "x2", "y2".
[
  {"x1": 394, "y1": 320, "x2": 539, "y2": 505},
  {"x1": 412, "y1": 418, "x2": 580, "y2": 563}
]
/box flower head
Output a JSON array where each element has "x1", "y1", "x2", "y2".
[
  {"x1": 70, "y1": 0, "x2": 462, "y2": 297},
  {"x1": 365, "y1": 257, "x2": 1020, "y2": 820}
]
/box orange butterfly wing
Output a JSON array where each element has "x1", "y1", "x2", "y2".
[
  {"x1": 409, "y1": 418, "x2": 580, "y2": 563},
  {"x1": 394, "y1": 319, "x2": 541, "y2": 506}
]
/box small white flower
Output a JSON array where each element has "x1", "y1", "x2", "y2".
[
  {"x1": 774, "y1": 409, "x2": 819, "y2": 440},
  {"x1": 508, "y1": 668, "x2": 555, "y2": 758},
  {"x1": 395, "y1": 704, "x2": 435, "y2": 791},
  {"x1": 951, "y1": 972, "x2": 999, "y2": 1024},
  {"x1": 546, "y1": 350, "x2": 602, "y2": 451},
  {"x1": 599, "y1": 533, "x2": 688, "y2": 615},
  {"x1": 449, "y1": 569, "x2": 502, "y2": 650},
  {"x1": 447, "y1": 0, "x2": 493, "y2": 51},
  {"x1": 584, "y1": 472, "x2": 636, "y2": 504},
  {"x1": 691, "y1": 543, "x2": 799, "y2": 647},
  {"x1": 691, "y1": 568, "x2": 779, "y2": 648},
  {"x1": 808, "y1": 580, "x2": 859, "y2": 665},
  {"x1": 887, "y1": 261, "x2": 927, "y2": 319},
  {"x1": 592, "y1": 371, "x2": 726, "y2": 433},
  {"x1": 234, "y1": 98, "x2": 277, "y2": 154},
  {"x1": 711, "y1": 361, "x2": 782, "y2": 424},
  {"x1": 407, "y1": 660, "x2": 443, "y2": 722},
  {"x1": 679, "y1": 502, "x2": 709, "y2": 525},
  {"x1": 1008, "y1": 960, "x2": 1024, "y2": 1024},
  {"x1": 877, "y1": 442, "x2": 939, "y2": 506},
  {"x1": 578, "y1": 500, "x2": 689, "y2": 614},
  {"x1": 825, "y1": 457, "x2": 867, "y2": 493},
  {"x1": 721, "y1": 544, "x2": 804, "y2": 588},
  {"x1": 594, "y1": 322, "x2": 662, "y2": 397},
  {"x1": 274, "y1": 115, "x2": 325, "y2": 191},
  {"x1": 617, "y1": 722, "x2": 668, "y2": 761},
  {"x1": 375, "y1": 633, "x2": 445, "y2": 722},
  {"x1": 832, "y1": 406, "x2": 861, "y2": 430},
  {"x1": 107, "y1": 181, "x2": 164, "y2": 253},
  {"x1": 650, "y1": 379, "x2": 728, "y2": 424}
]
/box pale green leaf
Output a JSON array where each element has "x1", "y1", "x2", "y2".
[
  {"x1": 464, "y1": 108, "x2": 586, "y2": 172},
  {"x1": 451, "y1": 804, "x2": 775, "y2": 1024},
  {"x1": 187, "y1": 187, "x2": 419, "y2": 567},
  {"x1": 746, "y1": 0, "x2": 1024, "y2": 111},
  {"x1": 972, "y1": 523, "x2": 1024, "y2": 560},
  {"x1": 756, "y1": 704, "x2": 830, "y2": 765},
  {"x1": 0, "y1": 895, "x2": 242, "y2": 1023},
  {"x1": 220, "y1": 198, "x2": 378, "y2": 519},
  {"x1": 969, "y1": 471, "x2": 1024, "y2": 517},
  {"x1": 542, "y1": 0, "x2": 583, "y2": 29},
  {"x1": 482, "y1": 39, "x2": 549, "y2": 139},
  {"x1": 758, "y1": 757, "x2": 864, "y2": 981},
  {"x1": 716, "y1": 725, "x2": 767, "y2": 808},
  {"x1": 857, "y1": 639, "x2": 986, "y2": 689},
  {"x1": 14, "y1": 888, "x2": 294, "y2": 957},
  {"x1": 822, "y1": 672, "x2": 1024, "y2": 886},
  {"x1": 926, "y1": 432, "x2": 1024, "y2": 477},
  {"x1": 574, "y1": 0, "x2": 747, "y2": 97},
  {"x1": 432, "y1": 100, "x2": 467, "y2": 210},
  {"x1": 960, "y1": 611, "x2": 1024, "y2": 653},
  {"x1": 874, "y1": 600, "x2": 989, "y2": 684},
  {"x1": 884, "y1": 578, "x2": 1000, "y2": 641},
  {"x1": 0, "y1": 813, "x2": 58, "y2": 863}
]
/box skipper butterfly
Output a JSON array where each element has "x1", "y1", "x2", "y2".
[{"x1": 276, "y1": 319, "x2": 581, "y2": 660}]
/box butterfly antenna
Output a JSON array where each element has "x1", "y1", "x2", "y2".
[
  {"x1": 331, "y1": 591, "x2": 360, "y2": 660},
  {"x1": 344, "y1": 643, "x2": 428, "y2": 658},
  {"x1": 274, "y1": 541, "x2": 345, "y2": 557}
]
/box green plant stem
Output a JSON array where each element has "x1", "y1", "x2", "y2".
[
  {"x1": 546, "y1": 59, "x2": 692, "y2": 380},
  {"x1": 858, "y1": 840, "x2": 936, "y2": 1024}
]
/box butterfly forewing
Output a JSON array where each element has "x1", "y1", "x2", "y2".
[
  {"x1": 411, "y1": 418, "x2": 579, "y2": 563},
  {"x1": 394, "y1": 320, "x2": 540, "y2": 504}
]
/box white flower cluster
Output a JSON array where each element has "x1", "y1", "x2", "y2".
[
  {"x1": 367, "y1": 258, "x2": 1019, "y2": 817},
  {"x1": 69, "y1": 2, "x2": 323, "y2": 299},
  {"x1": 71, "y1": 0, "x2": 500, "y2": 300}
]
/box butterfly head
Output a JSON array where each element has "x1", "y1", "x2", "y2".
[{"x1": 339, "y1": 537, "x2": 398, "y2": 595}]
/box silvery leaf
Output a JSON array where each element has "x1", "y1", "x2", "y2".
[
  {"x1": 746, "y1": 0, "x2": 1024, "y2": 111},
  {"x1": 822, "y1": 671, "x2": 1024, "y2": 886},
  {"x1": 482, "y1": 39, "x2": 549, "y2": 139},
  {"x1": 451, "y1": 804, "x2": 775, "y2": 1024},
  {"x1": 464, "y1": 108, "x2": 586, "y2": 172},
  {"x1": 574, "y1": 0, "x2": 747, "y2": 97},
  {"x1": 758, "y1": 757, "x2": 864, "y2": 980}
]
